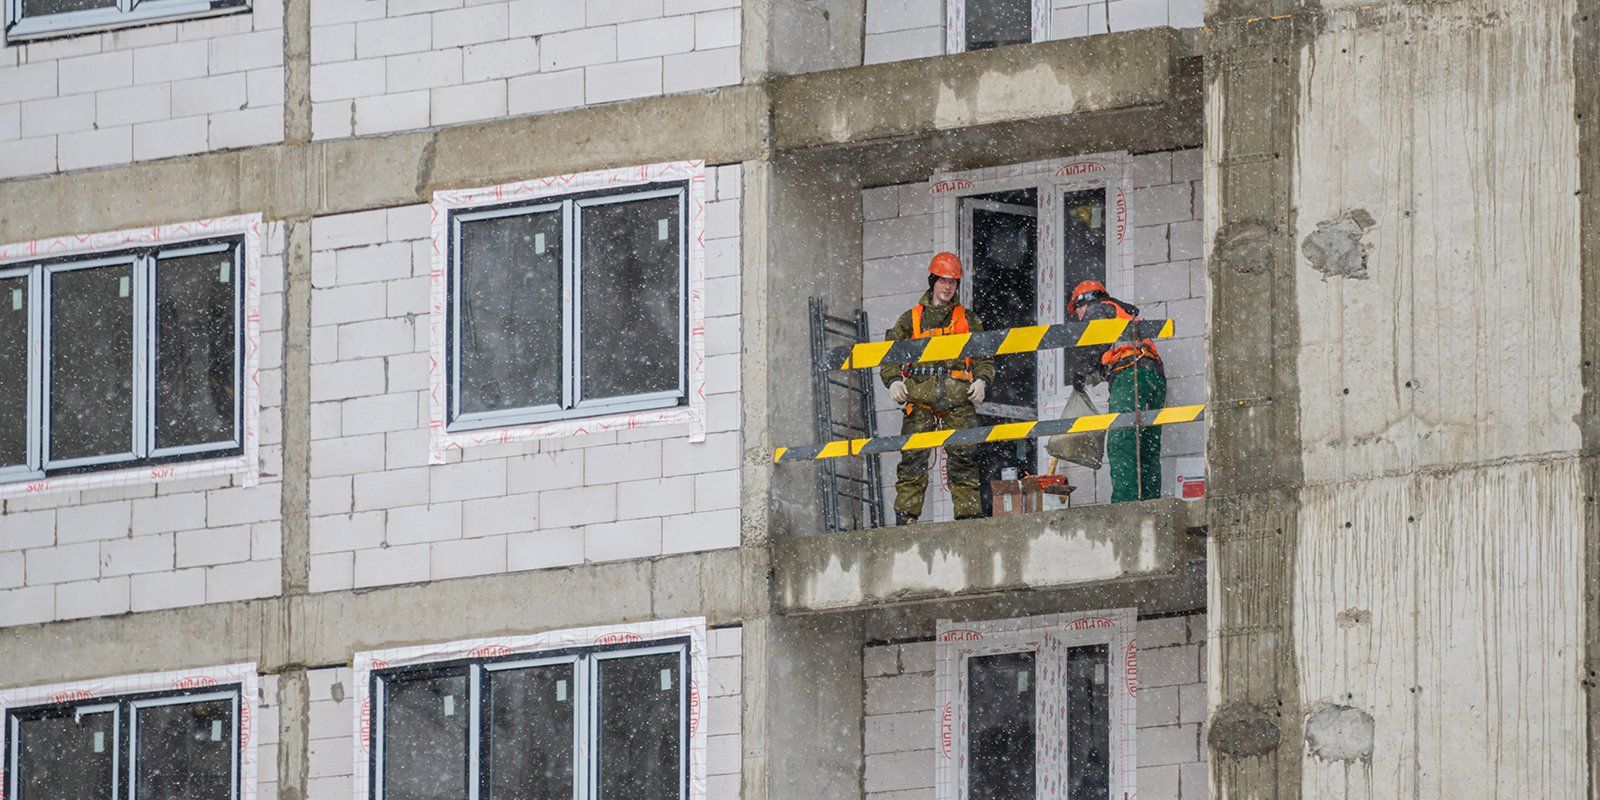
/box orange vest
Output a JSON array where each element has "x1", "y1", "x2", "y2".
[
  {"x1": 907, "y1": 304, "x2": 974, "y2": 381},
  {"x1": 1094, "y1": 299, "x2": 1162, "y2": 374}
]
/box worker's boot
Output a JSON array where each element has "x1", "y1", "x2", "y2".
[{"x1": 896, "y1": 512, "x2": 918, "y2": 526}]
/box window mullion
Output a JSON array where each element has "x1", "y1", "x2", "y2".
[
  {"x1": 28, "y1": 267, "x2": 43, "y2": 474},
  {"x1": 567, "y1": 201, "x2": 578, "y2": 410},
  {"x1": 578, "y1": 654, "x2": 594, "y2": 800},
  {"x1": 132, "y1": 254, "x2": 153, "y2": 459},
  {"x1": 468, "y1": 665, "x2": 482, "y2": 800}
]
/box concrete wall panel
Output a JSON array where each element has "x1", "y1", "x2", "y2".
[
  {"x1": 1294, "y1": 458, "x2": 1585, "y2": 798},
  {"x1": 1293, "y1": 6, "x2": 1583, "y2": 484}
]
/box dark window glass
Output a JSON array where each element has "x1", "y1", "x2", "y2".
[
  {"x1": 458, "y1": 210, "x2": 564, "y2": 415},
  {"x1": 0, "y1": 276, "x2": 28, "y2": 469},
  {"x1": 49, "y1": 263, "x2": 134, "y2": 462},
  {"x1": 16, "y1": 708, "x2": 116, "y2": 800},
  {"x1": 1065, "y1": 645, "x2": 1110, "y2": 800},
  {"x1": 579, "y1": 196, "x2": 682, "y2": 403},
  {"x1": 595, "y1": 652, "x2": 682, "y2": 800},
  {"x1": 966, "y1": 0, "x2": 1032, "y2": 50},
  {"x1": 1063, "y1": 189, "x2": 1110, "y2": 388},
  {"x1": 21, "y1": 0, "x2": 116, "y2": 15},
  {"x1": 489, "y1": 663, "x2": 576, "y2": 800},
  {"x1": 134, "y1": 698, "x2": 234, "y2": 800},
  {"x1": 382, "y1": 674, "x2": 470, "y2": 800},
  {"x1": 968, "y1": 651, "x2": 1035, "y2": 800},
  {"x1": 155, "y1": 251, "x2": 238, "y2": 451}
]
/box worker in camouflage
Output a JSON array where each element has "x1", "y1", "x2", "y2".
[{"x1": 881, "y1": 253, "x2": 996, "y2": 522}]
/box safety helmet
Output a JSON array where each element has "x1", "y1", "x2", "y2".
[
  {"x1": 928, "y1": 252, "x2": 964, "y2": 280},
  {"x1": 1069, "y1": 279, "x2": 1108, "y2": 316}
]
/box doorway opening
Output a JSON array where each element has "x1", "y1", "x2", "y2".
[{"x1": 962, "y1": 188, "x2": 1037, "y2": 515}]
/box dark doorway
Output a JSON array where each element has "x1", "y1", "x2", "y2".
[{"x1": 963, "y1": 189, "x2": 1037, "y2": 514}]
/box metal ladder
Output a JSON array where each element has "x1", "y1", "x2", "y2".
[{"x1": 808, "y1": 298, "x2": 886, "y2": 532}]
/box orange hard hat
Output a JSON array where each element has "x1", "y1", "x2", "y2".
[
  {"x1": 1069, "y1": 279, "x2": 1108, "y2": 314},
  {"x1": 928, "y1": 252, "x2": 963, "y2": 280}
]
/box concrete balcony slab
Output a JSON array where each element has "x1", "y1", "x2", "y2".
[{"x1": 774, "y1": 497, "x2": 1205, "y2": 612}]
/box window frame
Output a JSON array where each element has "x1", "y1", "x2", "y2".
[
  {"x1": 5, "y1": 686, "x2": 244, "y2": 800},
  {"x1": 369, "y1": 639, "x2": 692, "y2": 800},
  {"x1": 5, "y1": 237, "x2": 246, "y2": 479},
  {"x1": 934, "y1": 609, "x2": 1137, "y2": 800},
  {"x1": 946, "y1": 0, "x2": 1049, "y2": 55},
  {"x1": 445, "y1": 183, "x2": 690, "y2": 432},
  {"x1": 3, "y1": 0, "x2": 251, "y2": 43}
]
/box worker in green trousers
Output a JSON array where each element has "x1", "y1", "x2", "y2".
[{"x1": 1068, "y1": 280, "x2": 1167, "y2": 502}]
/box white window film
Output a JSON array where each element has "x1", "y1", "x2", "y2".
[
  {"x1": 373, "y1": 642, "x2": 689, "y2": 800},
  {"x1": 7, "y1": 689, "x2": 241, "y2": 800},
  {"x1": 1, "y1": 240, "x2": 244, "y2": 483},
  {"x1": 4, "y1": 0, "x2": 250, "y2": 41},
  {"x1": 448, "y1": 185, "x2": 688, "y2": 431}
]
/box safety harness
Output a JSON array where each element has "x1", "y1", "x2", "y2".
[
  {"x1": 1093, "y1": 298, "x2": 1163, "y2": 376},
  {"x1": 901, "y1": 303, "x2": 974, "y2": 418}
]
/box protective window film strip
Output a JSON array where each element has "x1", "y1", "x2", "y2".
[
  {"x1": 933, "y1": 609, "x2": 1137, "y2": 800},
  {"x1": 427, "y1": 162, "x2": 710, "y2": 465},
  {"x1": 828, "y1": 318, "x2": 1174, "y2": 371},
  {"x1": 773, "y1": 404, "x2": 1204, "y2": 463},
  {"x1": 0, "y1": 213, "x2": 266, "y2": 499},
  {"x1": 0, "y1": 662, "x2": 262, "y2": 800},
  {"x1": 350, "y1": 617, "x2": 711, "y2": 799}
]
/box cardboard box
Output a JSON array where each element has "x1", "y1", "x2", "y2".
[{"x1": 990, "y1": 478, "x2": 1044, "y2": 516}]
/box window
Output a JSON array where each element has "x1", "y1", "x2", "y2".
[
  {"x1": 447, "y1": 185, "x2": 688, "y2": 431},
  {"x1": 6, "y1": 687, "x2": 242, "y2": 800},
  {"x1": 965, "y1": 0, "x2": 1032, "y2": 51},
  {"x1": 0, "y1": 238, "x2": 244, "y2": 483},
  {"x1": 4, "y1": 0, "x2": 250, "y2": 41},
  {"x1": 936, "y1": 610, "x2": 1134, "y2": 800},
  {"x1": 962, "y1": 646, "x2": 1109, "y2": 800},
  {"x1": 373, "y1": 640, "x2": 688, "y2": 800}
]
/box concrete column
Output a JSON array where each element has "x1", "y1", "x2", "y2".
[
  {"x1": 1578, "y1": 0, "x2": 1600, "y2": 792},
  {"x1": 766, "y1": 155, "x2": 867, "y2": 538},
  {"x1": 1202, "y1": 6, "x2": 1309, "y2": 796},
  {"x1": 765, "y1": 613, "x2": 866, "y2": 800}
]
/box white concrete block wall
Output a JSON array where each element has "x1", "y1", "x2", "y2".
[
  {"x1": 861, "y1": 612, "x2": 1206, "y2": 800},
  {"x1": 859, "y1": 149, "x2": 1204, "y2": 510},
  {"x1": 257, "y1": 673, "x2": 282, "y2": 800},
  {"x1": 303, "y1": 626, "x2": 743, "y2": 800},
  {"x1": 0, "y1": 224, "x2": 288, "y2": 627},
  {"x1": 308, "y1": 0, "x2": 742, "y2": 141},
  {"x1": 706, "y1": 625, "x2": 744, "y2": 800},
  {"x1": 306, "y1": 166, "x2": 743, "y2": 592},
  {"x1": 0, "y1": 1, "x2": 285, "y2": 180},
  {"x1": 305, "y1": 666, "x2": 354, "y2": 800},
  {"x1": 863, "y1": 0, "x2": 1203, "y2": 65}
]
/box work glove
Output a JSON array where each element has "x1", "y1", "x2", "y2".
[
  {"x1": 967, "y1": 379, "x2": 986, "y2": 405},
  {"x1": 889, "y1": 380, "x2": 908, "y2": 404}
]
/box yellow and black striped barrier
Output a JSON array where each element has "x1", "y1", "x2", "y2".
[
  {"x1": 773, "y1": 404, "x2": 1204, "y2": 463},
  {"x1": 824, "y1": 318, "x2": 1175, "y2": 371}
]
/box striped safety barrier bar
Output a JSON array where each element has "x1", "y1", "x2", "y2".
[
  {"x1": 824, "y1": 318, "x2": 1175, "y2": 371},
  {"x1": 772, "y1": 404, "x2": 1205, "y2": 463}
]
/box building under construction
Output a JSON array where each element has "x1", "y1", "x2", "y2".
[{"x1": 0, "y1": 0, "x2": 1591, "y2": 798}]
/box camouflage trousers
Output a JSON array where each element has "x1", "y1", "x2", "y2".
[{"x1": 894, "y1": 402, "x2": 982, "y2": 520}]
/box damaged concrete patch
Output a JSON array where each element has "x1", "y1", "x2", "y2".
[
  {"x1": 1213, "y1": 220, "x2": 1274, "y2": 274},
  {"x1": 1208, "y1": 701, "x2": 1283, "y2": 758},
  {"x1": 1334, "y1": 607, "x2": 1371, "y2": 628},
  {"x1": 1304, "y1": 703, "x2": 1375, "y2": 762},
  {"x1": 1302, "y1": 209, "x2": 1377, "y2": 279}
]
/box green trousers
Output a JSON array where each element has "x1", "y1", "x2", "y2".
[
  {"x1": 1107, "y1": 365, "x2": 1167, "y2": 502},
  {"x1": 895, "y1": 403, "x2": 982, "y2": 519}
]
